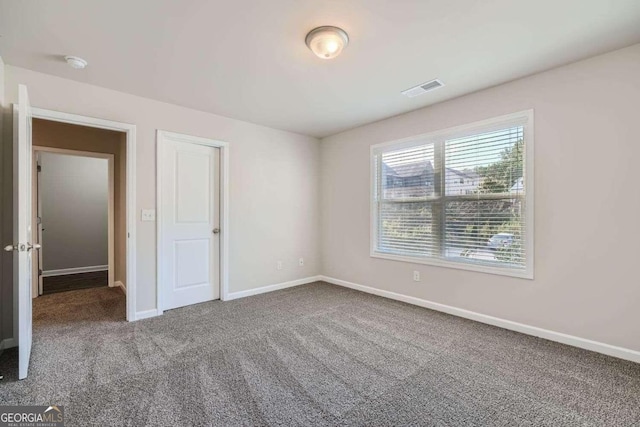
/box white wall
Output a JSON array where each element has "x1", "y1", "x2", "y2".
[
  {"x1": 39, "y1": 153, "x2": 108, "y2": 272},
  {"x1": 321, "y1": 44, "x2": 640, "y2": 352},
  {"x1": 3, "y1": 65, "x2": 321, "y2": 323}
]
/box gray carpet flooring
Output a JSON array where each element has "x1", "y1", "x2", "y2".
[{"x1": 0, "y1": 282, "x2": 639, "y2": 426}]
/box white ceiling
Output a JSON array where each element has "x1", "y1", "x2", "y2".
[{"x1": 1, "y1": 1, "x2": 640, "y2": 138}]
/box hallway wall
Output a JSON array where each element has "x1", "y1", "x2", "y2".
[{"x1": 39, "y1": 152, "x2": 108, "y2": 272}]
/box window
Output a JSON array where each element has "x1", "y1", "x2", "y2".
[{"x1": 371, "y1": 111, "x2": 533, "y2": 278}]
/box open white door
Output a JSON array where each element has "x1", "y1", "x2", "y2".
[{"x1": 6, "y1": 84, "x2": 36, "y2": 379}]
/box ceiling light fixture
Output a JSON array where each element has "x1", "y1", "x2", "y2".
[
  {"x1": 64, "y1": 55, "x2": 88, "y2": 69},
  {"x1": 305, "y1": 26, "x2": 349, "y2": 59}
]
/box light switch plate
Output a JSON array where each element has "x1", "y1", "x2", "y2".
[{"x1": 141, "y1": 209, "x2": 156, "y2": 221}]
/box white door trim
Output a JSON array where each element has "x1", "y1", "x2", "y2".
[
  {"x1": 32, "y1": 146, "x2": 115, "y2": 291},
  {"x1": 156, "y1": 130, "x2": 229, "y2": 315},
  {"x1": 31, "y1": 107, "x2": 137, "y2": 322}
]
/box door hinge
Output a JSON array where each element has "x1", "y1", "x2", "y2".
[
  {"x1": 37, "y1": 216, "x2": 42, "y2": 225},
  {"x1": 37, "y1": 164, "x2": 42, "y2": 172},
  {"x1": 38, "y1": 269, "x2": 43, "y2": 277}
]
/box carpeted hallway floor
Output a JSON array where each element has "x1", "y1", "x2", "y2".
[
  {"x1": 42, "y1": 271, "x2": 108, "y2": 295},
  {"x1": 0, "y1": 282, "x2": 639, "y2": 426}
]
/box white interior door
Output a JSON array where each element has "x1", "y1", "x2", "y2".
[
  {"x1": 11, "y1": 84, "x2": 35, "y2": 379},
  {"x1": 160, "y1": 137, "x2": 220, "y2": 310}
]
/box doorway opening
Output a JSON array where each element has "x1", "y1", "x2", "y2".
[
  {"x1": 29, "y1": 116, "x2": 134, "y2": 322},
  {"x1": 34, "y1": 147, "x2": 115, "y2": 296}
]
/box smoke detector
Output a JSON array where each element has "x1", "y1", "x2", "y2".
[
  {"x1": 64, "y1": 56, "x2": 88, "y2": 69},
  {"x1": 401, "y1": 79, "x2": 444, "y2": 98}
]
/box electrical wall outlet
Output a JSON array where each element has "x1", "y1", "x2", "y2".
[
  {"x1": 277, "y1": 261, "x2": 283, "y2": 270},
  {"x1": 413, "y1": 271, "x2": 420, "y2": 282},
  {"x1": 299, "y1": 257, "x2": 304, "y2": 266}
]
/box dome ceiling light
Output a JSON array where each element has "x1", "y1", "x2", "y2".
[{"x1": 305, "y1": 26, "x2": 349, "y2": 59}]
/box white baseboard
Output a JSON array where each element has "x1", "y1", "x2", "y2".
[
  {"x1": 320, "y1": 275, "x2": 640, "y2": 364},
  {"x1": 135, "y1": 309, "x2": 161, "y2": 320},
  {"x1": 42, "y1": 265, "x2": 108, "y2": 277},
  {"x1": 225, "y1": 275, "x2": 322, "y2": 301},
  {"x1": 0, "y1": 337, "x2": 17, "y2": 350},
  {"x1": 111, "y1": 280, "x2": 126, "y2": 294}
]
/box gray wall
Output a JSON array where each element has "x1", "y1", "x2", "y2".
[
  {"x1": 39, "y1": 152, "x2": 108, "y2": 271},
  {"x1": 321, "y1": 44, "x2": 640, "y2": 352}
]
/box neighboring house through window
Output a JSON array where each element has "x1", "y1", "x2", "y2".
[{"x1": 371, "y1": 111, "x2": 534, "y2": 278}]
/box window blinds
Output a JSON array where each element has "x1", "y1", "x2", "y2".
[{"x1": 373, "y1": 114, "x2": 531, "y2": 277}]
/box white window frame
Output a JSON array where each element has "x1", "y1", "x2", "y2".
[{"x1": 370, "y1": 110, "x2": 534, "y2": 279}]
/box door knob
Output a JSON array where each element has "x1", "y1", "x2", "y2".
[
  {"x1": 212, "y1": 228, "x2": 220, "y2": 234},
  {"x1": 4, "y1": 243, "x2": 41, "y2": 252}
]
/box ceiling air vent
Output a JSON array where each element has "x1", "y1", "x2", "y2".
[{"x1": 401, "y1": 79, "x2": 444, "y2": 98}]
